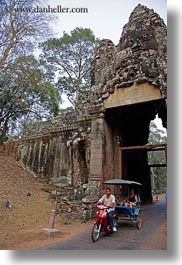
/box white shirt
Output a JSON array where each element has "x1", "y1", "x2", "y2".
[{"x1": 98, "y1": 194, "x2": 116, "y2": 212}]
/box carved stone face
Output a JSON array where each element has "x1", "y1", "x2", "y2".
[{"x1": 90, "y1": 4, "x2": 167, "y2": 98}]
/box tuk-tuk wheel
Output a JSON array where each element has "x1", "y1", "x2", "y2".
[{"x1": 136, "y1": 215, "x2": 142, "y2": 229}]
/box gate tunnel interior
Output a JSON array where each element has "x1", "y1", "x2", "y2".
[{"x1": 104, "y1": 99, "x2": 167, "y2": 203}]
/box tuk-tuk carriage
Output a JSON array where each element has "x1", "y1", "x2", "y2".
[{"x1": 103, "y1": 178, "x2": 143, "y2": 229}]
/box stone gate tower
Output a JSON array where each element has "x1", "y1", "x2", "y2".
[
  {"x1": 17, "y1": 4, "x2": 167, "y2": 221},
  {"x1": 86, "y1": 4, "x2": 167, "y2": 203}
]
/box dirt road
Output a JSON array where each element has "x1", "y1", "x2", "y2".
[{"x1": 43, "y1": 198, "x2": 167, "y2": 250}]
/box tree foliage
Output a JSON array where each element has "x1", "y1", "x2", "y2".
[
  {"x1": 0, "y1": 0, "x2": 60, "y2": 143},
  {"x1": 39, "y1": 27, "x2": 99, "y2": 107},
  {"x1": 148, "y1": 121, "x2": 167, "y2": 190},
  {"x1": 0, "y1": 0, "x2": 54, "y2": 70},
  {"x1": 0, "y1": 55, "x2": 61, "y2": 142}
]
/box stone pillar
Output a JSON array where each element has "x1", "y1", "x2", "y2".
[
  {"x1": 43, "y1": 209, "x2": 60, "y2": 236},
  {"x1": 88, "y1": 114, "x2": 105, "y2": 196},
  {"x1": 104, "y1": 121, "x2": 115, "y2": 181}
]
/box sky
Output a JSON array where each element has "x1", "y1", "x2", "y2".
[
  {"x1": 44, "y1": 0, "x2": 167, "y2": 131},
  {"x1": 46, "y1": 0, "x2": 167, "y2": 45}
]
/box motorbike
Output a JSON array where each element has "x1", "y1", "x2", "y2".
[
  {"x1": 91, "y1": 178, "x2": 143, "y2": 242},
  {"x1": 91, "y1": 204, "x2": 116, "y2": 242}
]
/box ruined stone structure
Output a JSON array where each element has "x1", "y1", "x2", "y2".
[{"x1": 13, "y1": 5, "x2": 167, "y2": 222}]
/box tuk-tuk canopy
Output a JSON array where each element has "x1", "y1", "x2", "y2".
[{"x1": 103, "y1": 178, "x2": 142, "y2": 186}]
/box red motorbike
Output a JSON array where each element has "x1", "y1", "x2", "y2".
[{"x1": 91, "y1": 204, "x2": 115, "y2": 242}]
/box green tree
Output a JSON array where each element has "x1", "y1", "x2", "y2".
[
  {"x1": 39, "y1": 27, "x2": 99, "y2": 108},
  {"x1": 0, "y1": 0, "x2": 60, "y2": 143},
  {"x1": 148, "y1": 121, "x2": 167, "y2": 191},
  {"x1": 0, "y1": 55, "x2": 61, "y2": 143}
]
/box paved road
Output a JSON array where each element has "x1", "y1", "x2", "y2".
[{"x1": 45, "y1": 198, "x2": 167, "y2": 250}]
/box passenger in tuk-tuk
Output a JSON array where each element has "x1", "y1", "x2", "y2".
[
  {"x1": 122, "y1": 189, "x2": 138, "y2": 208},
  {"x1": 115, "y1": 186, "x2": 127, "y2": 206}
]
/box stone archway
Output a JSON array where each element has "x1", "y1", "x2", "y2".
[{"x1": 103, "y1": 98, "x2": 167, "y2": 202}]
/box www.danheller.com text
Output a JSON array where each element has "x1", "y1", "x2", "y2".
[{"x1": 13, "y1": 5, "x2": 89, "y2": 13}]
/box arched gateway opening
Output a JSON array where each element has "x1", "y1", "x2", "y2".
[{"x1": 103, "y1": 95, "x2": 167, "y2": 203}]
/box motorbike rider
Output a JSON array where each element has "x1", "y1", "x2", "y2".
[{"x1": 97, "y1": 187, "x2": 117, "y2": 231}]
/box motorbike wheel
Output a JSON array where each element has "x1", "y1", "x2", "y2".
[
  {"x1": 91, "y1": 223, "x2": 101, "y2": 242},
  {"x1": 136, "y1": 215, "x2": 142, "y2": 229}
]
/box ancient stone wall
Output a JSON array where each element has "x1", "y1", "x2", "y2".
[
  {"x1": 0, "y1": 140, "x2": 20, "y2": 160},
  {"x1": 21, "y1": 113, "x2": 92, "y2": 183},
  {"x1": 17, "y1": 111, "x2": 97, "y2": 221}
]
